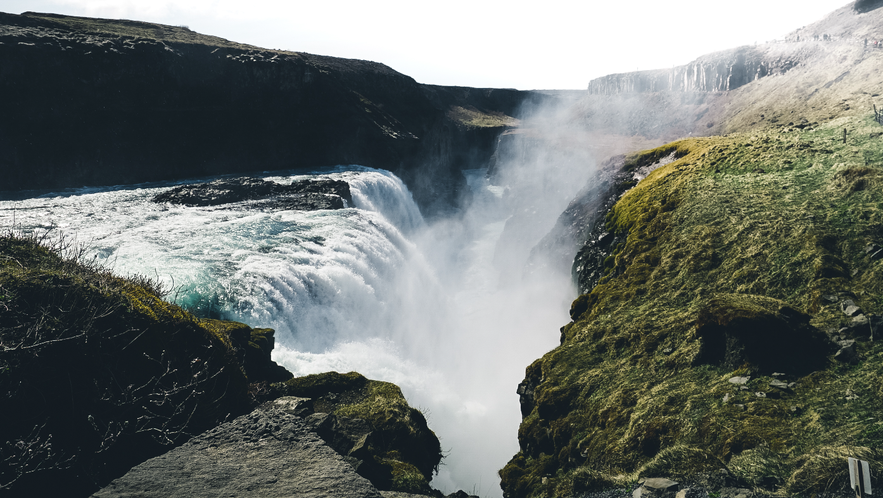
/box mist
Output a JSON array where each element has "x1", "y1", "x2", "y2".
[{"x1": 262, "y1": 94, "x2": 612, "y2": 496}]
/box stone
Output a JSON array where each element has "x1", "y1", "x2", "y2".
[
  {"x1": 834, "y1": 340, "x2": 859, "y2": 363},
  {"x1": 728, "y1": 376, "x2": 750, "y2": 385},
  {"x1": 840, "y1": 299, "x2": 856, "y2": 313},
  {"x1": 719, "y1": 487, "x2": 754, "y2": 498},
  {"x1": 633, "y1": 478, "x2": 679, "y2": 498},
  {"x1": 675, "y1": 488, "x2": 703, "y2": 498},
  {"x1": 821, "y1": 294, "x2": 839, "y2": 304},
  {"x1": 755, "y1": 392, "x2": 767, "y2": 398},
  {"x1": 844, "y1": 305, "x2": 863, "y2": 317},
  {"x1": 92, "y1": 408, "x2": 384, "y2": 498},
  {"x1": 769, "y1": 379, "x2": 793, "y2": 391}
]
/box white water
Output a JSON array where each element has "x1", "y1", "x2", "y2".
[{"x1": 0, "y1": 165, "x2": 573, "y2": 497}]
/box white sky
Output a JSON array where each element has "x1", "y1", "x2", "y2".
[{"x1": 4, "y1": 0, "x2": 852, "y2": 89}]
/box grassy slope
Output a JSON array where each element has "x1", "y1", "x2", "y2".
[{"x1": 502, "y1": 114, "x2": 883, "y2": 496}]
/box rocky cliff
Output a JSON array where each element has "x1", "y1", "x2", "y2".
[
  {"x1": 0, "y1": 233, "x2": 443, "y2": 497},
  {"x1": 0, "y1": 12, "x2": 525, "y2": 217},
  {"x1": 502, "y1": 2, "x2": 883, "y2": 497}
]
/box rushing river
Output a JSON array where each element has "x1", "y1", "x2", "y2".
[{"x1": 0, "y1": 165, "x2": 573, "y2": 496}]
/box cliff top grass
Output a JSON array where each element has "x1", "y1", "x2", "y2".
[
  {"x1": 502, "y1": 114, "x2": 883, "y2": 497},
  {"x1": 15, "y1": 11, "x2": 267, "y2": 51},
  {"x1": 446, "y1": 105, "x2": 519, "y2": 129}
]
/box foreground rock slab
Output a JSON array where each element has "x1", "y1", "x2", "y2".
[{"x1": 92, "y1": 408, "x2": 383, "y2": 498}]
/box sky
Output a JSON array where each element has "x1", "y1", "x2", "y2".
[{"x1": 3, "y1": 0, "x2": 853, "y2": 89}]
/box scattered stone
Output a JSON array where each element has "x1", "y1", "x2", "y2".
[
  {"x1": 769, "y1": 379, "x2": 793, "y2": 391},
  {"x1": 844, "y1": 305, "x2": 863, "y2": 317},
  {"x1": 675, "y1": 488, "x2": 703, "y2": 498},
  {"x1": 662, "y1": 347, "x2": 673, "y2": 355},
  {"x1": 852, "y1": 314, "x2": 870, "y2": 326},
  {"x1": 633, "y1": 478, "x2": 679, "y2": 498},
  {"x1": 755, "y1": 392, "x2": 767, "y2": 398},
  {"x1": 719, "y1": 487, "x2": 754, "y2": 498},
  {"x1": 834, "y1": 340, "x2": 859, "y2": 363},
  {"x1": 846, "y1": 389, "x2": 860, "y2": 401},
  {"x1": 821, "y1": 294, "x2": 839, "y2": 304},
  {"x1": 840, "y1": 300, "x2": 856, "y2": 313},
  {"x1": 864, "y1": 243, "x2": 881, "y2": 255},
  {"x1": 728, "y1": 376, "x2": 750, "y2": 385}
]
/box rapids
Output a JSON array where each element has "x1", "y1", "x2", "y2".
[{"x1": 0, "y1": 165, "x2": 572, "y2": 497}]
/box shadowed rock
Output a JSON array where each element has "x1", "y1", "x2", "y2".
[{"x1": 694, "y1": 294, "x2": 834, "y2": 374}]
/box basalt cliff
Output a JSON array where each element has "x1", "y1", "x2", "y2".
[{"x1": 0, "y1": 11, "x2": 528, "y2": 217}]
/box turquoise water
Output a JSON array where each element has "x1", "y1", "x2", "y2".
[{"x1": 0, "y1": 166, "x2": 572, "y2": 496}]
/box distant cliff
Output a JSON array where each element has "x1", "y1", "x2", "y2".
[
  {"x1": 0, "y1": 12, "x2": 525, "y2": 216},
  {"x1": 588, "y1": 45, "x2": 802, "y2": 95}
]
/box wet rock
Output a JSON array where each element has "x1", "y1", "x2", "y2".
[
  {"x1": 633, "y1": 478, "x2": 679, "y2": 498},
  {"x1": 152, "y1": 177, "x2": 353, "y2": 209}
]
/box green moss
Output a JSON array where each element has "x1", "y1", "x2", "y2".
[{"x1": 503, "y1": 115, "x2": 883, "y2": 497}]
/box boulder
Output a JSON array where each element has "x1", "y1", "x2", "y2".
[{"x1": 91, "y1": 408, "x2": 383, "y2": 498}]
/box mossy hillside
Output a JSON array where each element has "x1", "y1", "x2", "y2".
[
  {"x1": 275, "y1": 371, "x2": 442, "y2": 494},
  {"x1": 501, "y1": 115, "x2": 883, "y2": 497},
  {"x1": 0, "y1": 232, "x2": 278, "y2": 496}
]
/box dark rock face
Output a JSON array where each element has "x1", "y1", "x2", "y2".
[
  {"x1": 694, "y1": 294, "x2": 834, "y2": 375},
  {"x1": 152, "y1": 177, "x2": 353, "y2": 210},
  {"x1": 0, "y1": 12, "x2": 526, "y2": 216},
  {"x1": 527, "y1": 154, "x2": 633, "y2": 290},
  {"x1": 91, "y1": 407, "x2": 384, "y2": 498}
]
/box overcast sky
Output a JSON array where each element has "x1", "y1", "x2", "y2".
[{"x1": 4, "y1": 0, "x2": 852, "y2": 89}]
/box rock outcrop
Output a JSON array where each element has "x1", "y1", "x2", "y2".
[
  {"x1": 152, "y1": 177, "x2": 353, "y2": 210},
  {"x1": 92, "y1": 406, "x2": 384, "y2": 498},
  {"x1": 0, "y1": 12, "x2": 525, "y2": 217}
]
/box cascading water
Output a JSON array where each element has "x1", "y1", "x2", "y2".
[{"x1": 0, "y1": 164, "x2": 575, "y2": 497}]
